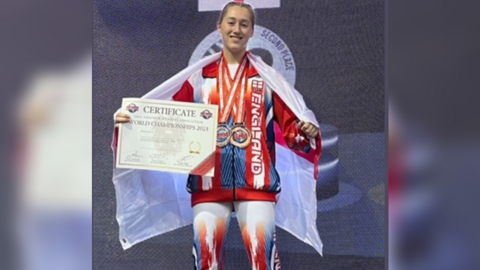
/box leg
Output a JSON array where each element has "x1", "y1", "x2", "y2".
[
  {"x1": 234, "y1": 201, "x2": 281, "y2": 270},
  {"x1": 192, "y1": 202, "x2": 232, "y2": 270}
]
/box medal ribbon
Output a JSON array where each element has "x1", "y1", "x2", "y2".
[
  {"x1": 218, "y1": 55, "x2": 248, "y2": 123},
  {"x1": 223, "y1": 60, "x2": 249, "y2": 124}
]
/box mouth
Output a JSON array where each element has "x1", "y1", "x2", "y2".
[{"x1": 230, "y1": 35, "x2": 243, "y2": 40}]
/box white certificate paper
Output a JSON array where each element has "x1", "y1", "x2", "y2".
[{"x1": 116, "y1": 98, "x2": 218, "y2": 176}]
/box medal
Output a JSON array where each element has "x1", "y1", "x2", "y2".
[
  {"x1": 230, "y1": 124, "x2": 252, "y2": 148},
  {"x1": 216, "y1": 123, "x2": 231, "y2": 148},
  {"x1": 228, "y1": 74, "x2": 251, "y2": 148}
]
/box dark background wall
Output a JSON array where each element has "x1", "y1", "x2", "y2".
[{"x1": 93, "y1": 0, "x2": 384, "y2": 269}]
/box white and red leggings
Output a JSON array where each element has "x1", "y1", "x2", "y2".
[{"x1": 192, "y1": 201, "x2": 281, "y2": 270}]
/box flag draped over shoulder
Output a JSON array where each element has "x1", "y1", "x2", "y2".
[{"x1": 111, "y1": 52, "x2": 323, "y2": 256}]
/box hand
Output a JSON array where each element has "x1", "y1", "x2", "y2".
[
  {"x1": 115, "y1": 112, "x2": 131, "y2": 127},
  {"x1": 298, "y1": 121, "x2": 320, "y2": 138}
]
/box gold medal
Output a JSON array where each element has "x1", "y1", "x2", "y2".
[{"x1": 230, "y1": 124, "x2": 252, "y2": 148}]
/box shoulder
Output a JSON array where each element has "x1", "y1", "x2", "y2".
[{"x1": 202, "y1": 61, "x2": 218, "y2": 78}]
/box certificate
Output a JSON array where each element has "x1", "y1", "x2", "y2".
[{"x1": 116, "y1": 98, "x2": 218, "y2": 176}]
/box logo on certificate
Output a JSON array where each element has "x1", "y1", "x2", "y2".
[
  {"x1": 200, "y1": 109, "x2": 213, "y2": 119},
  {"x1": 189, "y1": 141, "x2": 201, "y2": 154},
  {"x1": 126, "y1": 103, "x2": 139, "y2": 113}
]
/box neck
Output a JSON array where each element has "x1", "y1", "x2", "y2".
[{"x1": 222, "y1": 48, "x2": 246, "y2": 64}]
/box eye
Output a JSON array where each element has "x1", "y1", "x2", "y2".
[{"x1": 228, "y1": 22, "x2": 234, "y2": 25}]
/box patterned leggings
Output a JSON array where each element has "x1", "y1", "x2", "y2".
[{"x1": 192, "y1": 201, "x2": 281, "y2": 270}]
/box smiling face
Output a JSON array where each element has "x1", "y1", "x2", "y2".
[{"x1": 217, "y1": 5, "x2": 254, "y2": 61}]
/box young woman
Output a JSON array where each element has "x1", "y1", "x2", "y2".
[{"x1": 114, "y1": 1, "x2": 321, "y2": 269}]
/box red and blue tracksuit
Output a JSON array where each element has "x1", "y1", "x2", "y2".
[
  {"x1": 172, "y1": 59, "x2": 312, "y2": 207},
  {"x1": 171, "y1": 58, "x2": 312, "y2": 270}
]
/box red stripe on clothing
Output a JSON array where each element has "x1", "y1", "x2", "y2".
[
  {"x1": 199, "y1": 221, "x2": 213, "y2": 269},
  {"x1": 245, "y1": 81, "x2": 255, "y2": 188},
  {"x1": 254, "y1": 225, "x2": 267, "y2": 270},
  {"x1": 191, "y1": 188, "x2": 276, "y2": 206},
  {"x1": 213, "y1": 219, "x2": 227, "y2": 268},
  {"x1": 208, "y1": 82, "x2": 225, "y2": 191},
  {"x1": 247, "y1": 78, "x2": 270, "y2": 189},
  {"x1": 212, "y1": 148, "x2": 223, "y2": 190},
  {"x1": 190, "y1": 151, "x2": 216, "y2": 176}
]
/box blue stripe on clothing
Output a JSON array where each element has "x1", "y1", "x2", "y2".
[
  {"x1": 192, "y1": 235, "x2": 201, "y2": 269},
  {"x1": 187, "y1": 175, "x2": 200, "y2": 192},
  {"x1": 233, "y1": 146, "x2": 247, "y2": 189},
  {"x1": 220, "y1": 145, "x2": 234, "y2": 189},
  {"x1": 268, "y1": 160, "x2": 281, "y2": 192}
]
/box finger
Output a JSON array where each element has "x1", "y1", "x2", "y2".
[
  {"x1": 305, "y1": 126, "x2": 319, "y2": 137},
  {"x1": 115, "y1": 116, "x2": 132, "y2": 125},
  {"x1": 115, "y1": 111, "x2": 129, "y2": 126},
  {"x1": 299, "y1": 121, "x2": 310, "y2": 131},
  {"x1": 298, "y1": 121, "x2": 320, "y2": 137},
  {"x1": 115, "y1": 118, "x2": 131, "y2": 124},
  {"x1": 302, "y1": 124, "x2": 311, "y2": 133},
  {"x1": 304, "y1": 124, "x2": 314, "y2": 134},
  {"x1": 117, "y1": 113, "x2": 131, "y2": 119}
]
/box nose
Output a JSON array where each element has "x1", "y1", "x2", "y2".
[{"x1": 233, "y1": 23, "x2": 241, "y2": 33}]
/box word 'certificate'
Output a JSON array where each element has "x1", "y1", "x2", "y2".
[{"x1": 116, "y1": 98, "x2": 218, "y2": 176}]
